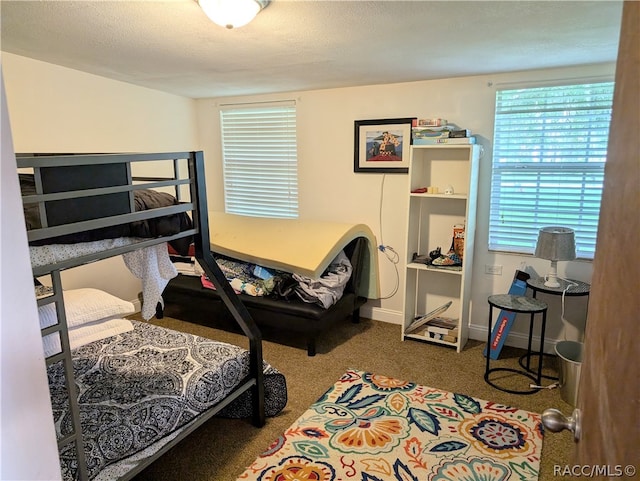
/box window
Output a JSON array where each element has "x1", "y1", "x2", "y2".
[
  {"x1": 220, "y1": 102, "x2": 298, "y2": 218},
  {"x1": 489, "y1": 82, "x2": 614, "y2": 259}
]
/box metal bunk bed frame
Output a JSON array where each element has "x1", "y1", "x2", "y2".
[{"x1": 19, "y1": 151, "x2": 265, "y2": 481}]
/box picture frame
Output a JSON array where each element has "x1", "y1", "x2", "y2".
[{"x1": 354, "y1": 117, "x2": 415, "y2": 173}]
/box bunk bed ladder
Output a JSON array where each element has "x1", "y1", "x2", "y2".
[
  {"x1": 188, "y1": 151, "x2": 266, "y2": 427},
  {"x1": 39, "y1": 269, "x2": 89, "y2": 481}
]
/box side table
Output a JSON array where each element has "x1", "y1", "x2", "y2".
[
  {"x1": 526, "y1": 277, "x2": 591, "y2": 299},
  {"x1": 525, "y1": 277, "x2": 591, "y2": 379},
  {"x1": 485, "y1": 294, "x2": 548, "y2": 395}
]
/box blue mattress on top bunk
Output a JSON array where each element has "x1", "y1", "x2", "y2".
[{"x1": 48, "y1": 321, "x2": 287, "y2": 481}]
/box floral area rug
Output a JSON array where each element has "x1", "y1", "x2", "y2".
[{"x1": 238, "y1": 369, "x2": 543, "y2": 481}]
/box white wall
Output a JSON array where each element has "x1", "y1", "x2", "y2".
[
  {"x1": 1, "y1": 66, "x2": 61, "y2": 480},
  {"x1": 196, "y1": 63, "x2": 614, "y2": 349},
  {"x1": 2, "y1": 53, "x2": 199, "y2": 305},
  {"x1": 4, "y1": 52, "x2": 614, "y2": 349}
]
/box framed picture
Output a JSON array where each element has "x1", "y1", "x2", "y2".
[{"x1": 354, "y1": 117, "x2": 415, "y2": 173}]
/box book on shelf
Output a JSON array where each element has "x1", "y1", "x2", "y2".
[
  {"x1": 418, "y1": 328, "x2": 458, "y2": 343},
  {"x1": 449, "y1": 129, "x2": 472, "y2": 138},
  {"x1": 442, "y1": 333, "x2": 458, "y2": 343},
  {"x1": 412, "y1": 118, "x2": 448, "y2": 127},
  {"x1": 413, "y1": 136, "x2": 476, "y2": 145},
  {"x1": 412, "y1": 128, "x2": 450, "y2": 140},
  {"x1": 411, "y1": 125, "x2": 451, "y2": 131},
  {"x1": 425, "y1": 316, "x2": 459, "y2": 336},
  {"x1": 405, "y1": 301, "x2": 452, "y2": 334}
]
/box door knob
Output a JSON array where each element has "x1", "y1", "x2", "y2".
[{"x1": 542, "y1": 408, "x2": 581, "y2": 442}]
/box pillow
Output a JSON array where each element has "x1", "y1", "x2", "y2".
[
  {"x1": 42, "y1": 318, "x2": 134, "y2": 358},
  {"x1": 39, "y1": 288, "x2": 136, "y2": 329}
]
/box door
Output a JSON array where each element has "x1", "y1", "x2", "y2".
[{"x1": 559, "y1": 0, "x2": 639, "y2": 473}]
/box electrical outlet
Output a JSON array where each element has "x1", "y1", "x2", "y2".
[{"x1": 485, "y1": 264, "x2": 503, "y2": 275}]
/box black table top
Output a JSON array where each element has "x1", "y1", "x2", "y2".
[
  {"x1": 526, "y1": 277, "x2": 590, "y2": 296},
  {"x1": 488, "y1": 294, "x2": 548, "y2": 313}
]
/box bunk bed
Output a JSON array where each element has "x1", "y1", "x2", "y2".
[{"x1": 18, "y1": 151, "x2": 279, "y2": 481}]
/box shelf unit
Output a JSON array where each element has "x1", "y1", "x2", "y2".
[{"x1": 402, "y1": 144, "x2": 480, "y2": 352}]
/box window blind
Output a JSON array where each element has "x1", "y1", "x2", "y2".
[
  {"x1": 489, "y1": 82, "x2": 614, "y2": 259},
  {"x1": 220, "y1": 102, "x2": 298, "y2": 218}
]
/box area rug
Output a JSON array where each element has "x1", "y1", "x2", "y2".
[{"x1": 237, "y1": 369, "x2": 543, "y2": 481}]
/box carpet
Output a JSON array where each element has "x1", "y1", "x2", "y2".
[{"x1": 237, "y1": 369, "x2": 543, "y2": 481}]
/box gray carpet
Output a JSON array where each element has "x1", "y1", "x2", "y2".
[{"x1": 131, "y1": 315, "x2": 574, "y2": 481}]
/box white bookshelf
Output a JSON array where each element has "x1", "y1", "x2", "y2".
[{"x1": 402, "y1": 144, "x2": 480, "y2": 352}]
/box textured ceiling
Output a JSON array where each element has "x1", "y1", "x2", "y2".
[{"x1": 0, "y1": 0, "x2": 624, "y2": 99}]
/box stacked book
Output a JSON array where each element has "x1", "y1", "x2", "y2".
[
  {"x1": 420, "y1": 316, "x2": 459, "y2": 343},
  {"x1": 404, "y1": 301, "x2": 459, "y2": 343},
  {"x1": 411, "y1": 118, "x2": 475, "y2": 145}
]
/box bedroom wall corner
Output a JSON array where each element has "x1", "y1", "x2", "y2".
[
  {"x1": 0, "y1": 65, "x2": 62, "y2": 481},
  {"x1": 2, "y1": 53, "x2": 200, "y2": 303}
]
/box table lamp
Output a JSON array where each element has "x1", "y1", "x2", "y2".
[{"x1": 535, "y1": 226, "x2": 576, "y2": 288}]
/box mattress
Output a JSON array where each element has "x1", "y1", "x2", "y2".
[
  {"x1": 48, "y1": 320, "x2": 287, "y2": 480},
  {"x1": 209, "y1": 212, "x2": 380, "y2": 299},
  {"x1": 20, "y1": 173, "x2": 193, "y2": 253},
  {"x1": 31, "y1": 239, "x2": 178, "y2": 321},
  {"x1": 30, "y1": 237, "x2": 140, "y2": 268}
]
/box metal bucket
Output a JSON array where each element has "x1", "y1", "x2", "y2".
[{"x1": 555, "y1": 340, "x2": 584, "y2": 406}]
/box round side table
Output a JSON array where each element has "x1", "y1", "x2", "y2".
[
  {"x1": 485, "y1": 294, "x2": 548, "y2": 395},
  {"x1": 526, "y1": 277, "x2": 591, "y2": 298},
  {"x1": 524, "y1": 277, "x2": 591, "y2": 379}
]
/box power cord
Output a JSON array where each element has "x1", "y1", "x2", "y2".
[
  {"x1": 530, "y1": 382, "x2": 559, "y2": 390},
  {"x1": 557, "y1": 277, "x2": 579, "y2": 341},
  {"x1": 377, "y1": 244, "x2": 399, "y2": 299},
  {"x1": 377, "y1": 174, "x2": 400, "y2": 299}
]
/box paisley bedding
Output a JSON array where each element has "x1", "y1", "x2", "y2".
[
  {"x1": 30, "y1": 237, "x2": 141, "y2": 268},
  {"x1": 48, "y1": 321, "x2": 287, "y2": 481}
]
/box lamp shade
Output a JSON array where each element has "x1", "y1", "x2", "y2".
[
  {"x1": 535, "y1": 226, "x2": 576, "y2": 261},
  {"x1": 199, "y1": 0, "x2": 269, "y2": 29}
]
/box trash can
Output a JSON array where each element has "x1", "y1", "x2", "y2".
[{"x1": 555, "y1": 340, "x2": 584, "y2": 406}]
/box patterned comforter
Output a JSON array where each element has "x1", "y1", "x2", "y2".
[{"x1": 48, "y1": 321, "x2": 287, "y2": 480}]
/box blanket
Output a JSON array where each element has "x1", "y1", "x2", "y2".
[
  {"x1": 171, "y1": 250, "x2": 352, "y2": 308},
  {"x1": 209, "y1": 212, "x2": 380, "y2": 299},
  {"x1": 238, "y1": 369, "x2": 543, "y2": 481},
  {"x1": 293, "y1": 250, "x2": 352, "y2": 308},
  {"x1": 49, "y1": 321, "x2": 287, "y2": 481},
  {"x1": 123, "y1": 243, "x2": 178, "y2": 320}
]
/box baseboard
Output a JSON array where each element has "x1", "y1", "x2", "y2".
[
  {"x1": 361, "y1": 305, "x2": 402, "y2": 325},
  {"x1": 467, "y1": 322, "x2": 557, "y2": 354},
  {"x1": 363, "y1": 306, "x2": 558, "y2": 354},
  {"x1": 152, "y1": 295, "x2": 558, "y2": 354}
]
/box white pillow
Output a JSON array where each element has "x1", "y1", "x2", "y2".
[
  {"x1": 42, "y1": 318, "x2": 135, "y2": 358},
  {"x1": 39, "y1": 288, "x2": 136, "y2": 329}
]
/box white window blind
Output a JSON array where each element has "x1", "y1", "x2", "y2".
[
  {"x1": 489, "y1": 82, "x2": 614, "y2": 259},
  {"x1": 220, "y1": 102, "x2": 298, "y2": 218}
]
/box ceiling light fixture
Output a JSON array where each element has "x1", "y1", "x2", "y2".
[{"x1": 199, "y1": 0, "x2": 270, "y2": 29}]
